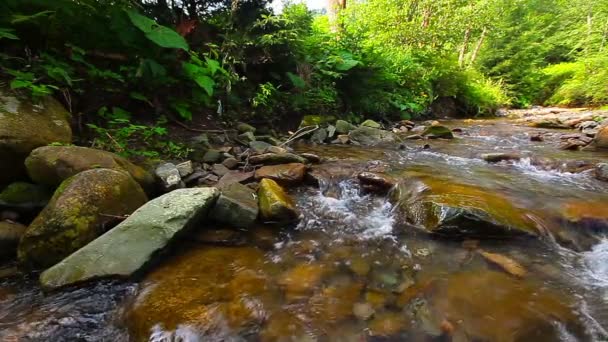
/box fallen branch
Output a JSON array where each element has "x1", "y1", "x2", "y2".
[
  {"x1": 171, "y1": 119, "x2": 236, "y2": 134},
  {"x1": 280, "y1": 125, "x2": 319, "y2": 147}
]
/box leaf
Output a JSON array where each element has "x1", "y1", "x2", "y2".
[
  {"x1": 125, "y1": 10, "x2": 189, "y2": 50},
  {"x1": 205, "y1": 57, "x2": 220, "y2": 76},
  {"x1": 335, "y1": 58, "x2": 360, "y2": 71},
  {"x1": 287, "y1": 72, "x2": 306, "y2": 88},
  {"x1": 171, "y1": 102, "x2": 193, "y2": 121},
  {"x1": 129, "y1": 92, "x2": 151, "y2": 105},
  {"x1": 0, "y1": 28, "x2": 18, "y2": 40},
  {"x1": 11, "y1": 11, "x2": 54, "y2": 24},
  {"x1": 478, "y1": 250, "x2": 526, "y2": 278},
  {"x1": 193, "y1": 75, "x2": 215, "y2": 96},
  {"x1": 10, "y1": 79, "x2": 31, "y2": 89}
]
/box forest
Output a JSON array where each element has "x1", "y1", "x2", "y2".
[{"x1": 1, "y1": 0, "x2": 608, "y2": 156}]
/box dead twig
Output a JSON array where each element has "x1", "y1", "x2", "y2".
[
  {"x1": 105, "y1": 132, "x2": 124, "y2": 152},
  {"x1": 171, "y1": 119, "x2": 236, "y2": 134},
  {"x1": 280, "y1": 125, "x2": 319, "y2": 147}
]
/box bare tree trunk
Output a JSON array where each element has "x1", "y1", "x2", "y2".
[
  {"x1": 601, "y1": 18, "x2": 608, "y2": 52},
  {"x1": 328, "y1": 0, "x2": 346, "y2": 33},
  {"x1": 469, "y1": 26, "x2": 487, "y2": 65},
  {"x1": 421, "y1": 6, "x2": 432, "y2": 29},
  {"x1": 586, "y1": 10, "x2": 593, "y2": 54},
  {"x1": 458, "y1": 27, "x2": 471, "y2": 67}
]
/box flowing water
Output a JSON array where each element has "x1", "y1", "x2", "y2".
[{"x1": 1, "y1": 118, "x2": 608, "y2": 341}]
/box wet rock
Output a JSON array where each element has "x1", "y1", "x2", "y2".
[
  {"x1": 19, "y1": 169, "x2": 148, "y2": 269},
  {"x1": 478, "y1": 250, "x2": 526, "y2": 278},
  {"x1": 211, "y1": 163, "x2": 230, "y2": 177},
  {"x1": 125, "y1": 246, "x2": 268, "y2": 340},
  {"x1": 255, "y1": 163, "x2": 307, "y2": 185},
  {"x1": 198, "y1": 173, "x2": 219, "y2": 186},
  {"x1": 334, "y1": 134, "x2": 350, "y2": 144},
  {"x1": 396, "y1": 179, "x2": 540, "y2": 238},
  {"x1": 349, "y1": 127, "x2": 398, "y2": 146},
  {"x1": 211, "y1": 182, "x2": 258, "y2": 228},
  {"x1": 300, "y1": 153, "x2": 321, "y2": 164},
  {"x1": 0, "y1": 89, "x2": 72, "y2": 185},
  {"x1": 236, "y1": 122, "x2": 256, "y2": 134},
  {"x1": 257, "y1": 179, "x2": 299, "y2": 223},
  {"x1": 309, "y1": 283, "x2": 363, "y2": 324},
  {"x1": 310, "y1": 128, "x2": 328, "y2": 143},
  {"x1": 25, "y1": 146, "x2": 154, "y2": 191},
  {"x1": 300, "y1": 114, "x2": 336, "y2": 128},
  {"x1": 216, "y1": 170, "x2": 255, "y2": 188},
  {"x1": 249, "y1": 140, "x2": 272, "y2": 153},
  {"x1": 349, "y1": 256, "x2": 371, "y2": 276},
  {"x1": 0, "y1": 221, "x2": 27, "y2": 260},
  {"x1": 327, "y1": 125, "x2": 336, "y2": 138},
  {"x1": 202, "y1": 149, "x2": 222, "y2": 163},
  {"x1": 421, "y1": 125, "x2": 454, "y2": 139},
  {"x1": 260, "y1": 313, "x2": 308, "y2": 341},
  {"x1": 430, "y1": 271, "x2": 582, "y2": 341},
  {"x1": 368, "y1": 312, "x2": 409, "y2": 337},
  {"x1": 357, "y1": 172, "x2": 396, "y2": 193},
  {"x1": 0, "y1": 182, "x2": 51, "y2": 210},
  {"x1": 265, "y1": 145, "x2": 288, "y2": 154},
  {"x1": 595, "y1": 163, "x2": 608, "y2": 181},
  {"x1": 175, "y1": 161, "x2": 193, "y2": 177},
  {"x1": 238, "y1": 131, "x2": 256, "y2": 143},
  {"x1": 279, "y1": 262, "x2": 328, "y2": 298},
  {"x1": 530, "y1": 133, "x2": 544, "y2": 142},
  {"x1": 480, "y1": 153, "x2": 521, "y2": 163},
  {"x1": 221, "y1": 157, "x2": 239, "y2": 170},
  {"x1": 155, "y1": 163, "x2": 184, "y2": 191},
  {"x1": 184, "y1": 171, "x2": 209, "y2": 186},
  {"x1": 40, "y1": 187, "x2": 219, "y2": 289},
  {"x1": 361, "y1": 119, "x2": 382, "y2": 129},
  {"x1": 586, "y1": 124, "x2": 608, "y2": 149},
  {"x1": 529, "y1": 117, "x2": 570, "y2": 129},
  {"x1": 249, "y1": 152, "x2": 307, "y2": 165}
]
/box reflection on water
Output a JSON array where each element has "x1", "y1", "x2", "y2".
[{"x1": 1, "y1": 118, "x2": 608, "y2": 341}]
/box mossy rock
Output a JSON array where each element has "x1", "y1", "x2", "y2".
[
  {"x1": 258, "y1": 178, "x2": 299, "y2": 223},
  {"x1": 25, "y1": 145, "x2": 154, "y2": 192},
  {"x1": 18, "y1": 168, "x2": 148, "y2": 269},
  {"x1": 236, "y1": 122, "x2": 256, "y2": 134},
  {"x1": 299, "y1": 115, "x2": 336, "y2": 128},
  {"x1": 0, "y1": 182, "x2": 52, "y2": 209},
  {"x1": 335, "y1": 120, "x2": 356, "y2": 134},
  {"x1": 360, "y1": 119, "x2": 382, "y2": 129},
  {"x1": 348, "y1": 127, "x2": 398, "y2": 146},
  {"x1": 421, "y1": 125, "x2": 454, "y2": 139},
  {"x1": 0, "y1": 89, "x2": 72, "y2": 185}
]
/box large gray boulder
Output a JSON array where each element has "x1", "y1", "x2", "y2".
[
  {"x1": 0, "y1": 89, "x2": 72, "y2": 185},
  {"x1": 18, "y1": 169, "x2": 148, "y2": 269},
  {"x1": 348, "y1": 127, "x2": 398, "y2": 146},
  {"x1": 211, "y1": 183, "x2": 258, "y2": 228},
  {"x1": 40, "y1": 187, "x2": 219, "y2": 289}
]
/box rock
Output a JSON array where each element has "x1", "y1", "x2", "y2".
[
  {"x1": 216, "y1": 170, "x2": 255, "y2": 188},
  {"x1": 349, "y1": 127, "x2": 398, "y2": 146},
  {"x1": 198, "y1": 173, "x2": 219, "y2": 186},
  {"x1": 309, "y1": 283, "x2": 362, "y2": 325},
  {"x1": 255, "y1": 163, "x2": 307, "y2": 185},
  {"x1": 182, "y1": 171, "x2": 208, "y2": 185},
  {"x1": 560, "y1": 138, "x2": 588, "y2": 150},
  {"x1": 411, "y1": 125, "x2": 426, "y2": 133},
  {"x1": 249, "y1": 152, "x2": 307, "y2": 165},
  {"x1": 258, "y1": 178, "x2": 299, "y2": 223},
  {"x1": 175, "y1": 161, "x2": 193, "y2": 177},
  {"x1": 25, "y1": 146, "x2": 154, "y2": 191},
  {"x1": 249, "y1": 140, "x2": 272, "y2": 154},
  {"x1": 299, "y1": 115, "x2": 336, "y2": 128},
  {"x1": 238, "y1": 131, "x2": 256, "y2": 143},
  {"x1": 0, "y1": 221, "x2": 27, "y2": 260},
  {"x1": 300, "y1": 153, "x2": 321, "y2": 164},
  {"x1": 353, "y1": 302, "x2": 375, "y2": 321},
  {"x1": 357, "y1": 172, "x2": 396, "y2": 193},
  {"x1": 202, "y1": 149, "x2": 222, "y2": 163},
  {"x1": 481, "y1": 153, "x2": 521, "y2": 163},
  {"x1": 368, "y1": 312, "x2": 409, "y2": 337},
  {"x1": 265, "y1": 145, "x2": 288, "y2": 154},
  {"x1": 19, "y1": 169, "x2": 148, "y2": 269},
  {"x1": 421, "y1": 125, "x2": 454, "y2": 139},
  {"x1": 478, "y1": 250, "x2": 526, "y2": 278},
  {"x1": 395, "y1": 179, "x2": 540, "y2": 238},
  {"x1": 327, "y1": 125, "x2": 336, "y2": 138},
  {"x1": 221, "y1": 157, "x2": 239, "y2": 170},
  {"x1": 211, "y1": 163, "x2": 230, "y2": 177},
  {"x1": 0, "y1": 89, "x2": 72, "y2": 185},
  {"x1": 595, "y1": 163, "x2": 608, "y2": 181},
  {"x1": 310, "y1": 128, "x2": 328, "y2": 144},
  {"x1": 0, "y1": 182, "x2": 51, "y2": 210},
  {"x1": 278, "y1": 262, "x2": 328, "y2": 297},
  {"x1": 529, "y1": 117, "x2": 570, "y2": 129},
  {"x1": 530, "y1": 133, "x2": 544, "y2": 141},
  {"x1": 586, "y1": 124, "x2": 608, "y2": 149},
  {"x1": 40, "y1": 187, "x2": 219, "y2": 289},
  {"x1": 430, "y1": 271, "x2": 582, "y2": 341},
  {"x1": 236, "y1": 122, "x2": 256, "y2": 134},
  {"x1": 334, "y1": 134, "x2": 350, "y2": 144},
  {"x1": 335, "y1": 120, "x2": 356, "y2": 134},
  {"x1": 211, "y1": 183, "x2": 258, "y2": 228},
  {"x1": 360, "y1": 119, "x2": 382, "y2": 129},
  {"x1": 405, "y1": 134, "x2": 423, "y2": 140},
  {"x1": 155, "y1": 163, "x2": 183, "y2": 191}
]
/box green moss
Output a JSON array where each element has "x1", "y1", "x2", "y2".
[{"x1": 0, "y1": 182, "x2": 51, "y2": 205}]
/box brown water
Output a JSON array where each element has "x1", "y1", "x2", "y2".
[{"x1": 1, "y1": 118, "x2": 608, "y2": 341}]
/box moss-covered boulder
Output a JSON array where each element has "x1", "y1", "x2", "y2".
[
  {"x1": 40, "y1": 187, "x2": 219, "y2": 289},
  {"x1": 360, "y1": 119, "x2": 382, "y2": 129},
  {"x1": 0, "y1": 182, "x2": 52, "y2": 210},
  {"x1": 0, "y1": 89, "x2": 72, "y2": 185},
  {"x1": 335, "y1": 120, "x2": 356, "y2": 134},
  {"x1": 348, "y1": 127, "x2": 398, "y2": 146},
  {"x1": 421, "y1": 125, "x2": 454, "y2": 139},
  {"x1": 25, "y1": 146, "x2": 154, "y2": 192},
  {"x1": 258, "y1": 179, "x2": 299, "y2": 223},
  {"x1": 0, "y1": 221, "x2": 27, "y2": 260},
  {"x1": 18, "y1": 169, "x2": 148, "y2": 269}
]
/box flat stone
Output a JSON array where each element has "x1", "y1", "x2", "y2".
[
  {"x1": 212, "y1": 163, "x2": 230, "y2": 177},
  {"x1": 40, "y1": 187, "x2": 219, "y2": 289},
  {"x1": 175, "y1": 161, "x2": 193, "y2": 177},
  {"x1": 249, "y1": 153, "x2": 308, "y2": 165},
  {"x1": 222, "y1": 157, "x2": 239, "y2": 170},
  {"x1": 211, "y1": 183, "x2": 258, "y2": 228},
  {"x1": 155, "y1": 163, "x2": 183, "y2": 191},
  {"x1": 481, "y1": 153, "x2": 521, "y2": 163},
  {"x1": 216, "y1": 171, "x2": 255, "y2": 188},
  {"x1": 202, "y1": 149, "x2": 222, "y2": 163},
  {"x1": 255, "y1": 163, "x2": 308, "y2": 185},
  {"x1": 249, "y1": 140, "x2": 272, "y2": 153}
]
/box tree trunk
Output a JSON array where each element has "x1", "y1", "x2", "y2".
[
  {"x1": 601, "y1": 18, "x2": 608, "y2": 52},
  {"x1": 586, "y1": 10, "x2": 593, "y2": 54},
  {"x1": 459, "y1": 27, "x2": 471, "y2": 67},
  {"x1": 328, "y1": 0, "x2": 346, "y2": 33},
  {"x1": 469, "y1": 26, "x2": 487, "y2": 65}
]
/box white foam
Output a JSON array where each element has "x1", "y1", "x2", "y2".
[{"x1": 581, "y1": 239, "x2": 608, "y2": 288}]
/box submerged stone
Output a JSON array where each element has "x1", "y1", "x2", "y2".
[
  {"x1": 254, "y1": 163, "x2": 308, "y2": 185},
  {"x1": 39, "y1": 187, "x2": 219, "y2": 289},
  {"x1": 19, "y1": 169, "x2": 148, "y2": 269},
  {"x1": 25, "y1": 146, "x2": 154, "y2": 191}
]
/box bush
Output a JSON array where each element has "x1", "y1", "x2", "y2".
[{"x1": 544, "y1": 55, "x2": 608, "y2": 107}]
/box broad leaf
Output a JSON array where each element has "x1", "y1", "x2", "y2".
[
  {"x1": 126, "y1": 10, "x2": 189, "y2": 51},
  {"x1": 0, "y1": 28, "x2": 18, "y2": 40},
  {"x1": 193, "y1": 75, "x2": 215, "y2": 96},
  {"x1": 286, "y1": 72, "x2": 306, "y2": 88}
]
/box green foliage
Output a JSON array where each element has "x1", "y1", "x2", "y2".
[
  {"x1": 543, "y1": 54, "x2": 608, "y2": 106},
  {"x1": 125, "y1": 10, "x2": 189, "y2": 50}
]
